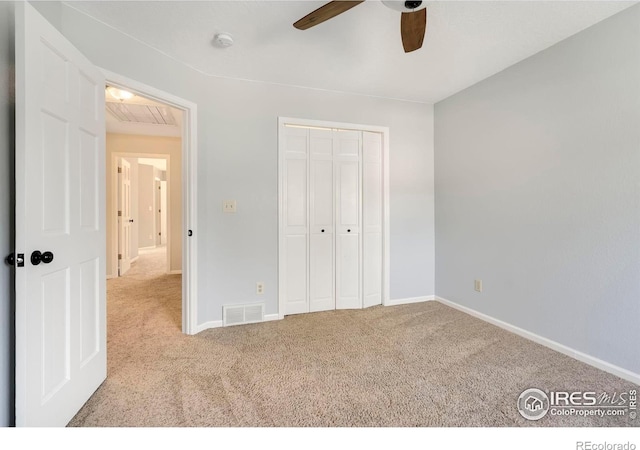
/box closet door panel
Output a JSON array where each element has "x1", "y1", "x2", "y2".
[
  {"x1": 309, "y1": 129, "x2": 334, "y2": 312},
  {"x1": 282, "y1": 127, "x2": 309, "y2": 315},
  {"x1": 336, "y1": 233, "x2": 360, "y2": 308},
  {"x1": 310, "y1": 159, "x2": 333, "y2": 227},
  {"x1": 310, "y1": 233, "x2": 333, "y2": 312},
  {"x1": 285, "y1": 159, "x2": 307, "y2": 230},
  {"x1": 285, "y1": 235, "x2": 308, "y2": 315},
  {"x1": 335, "y1": 130, "x2": 360, "y2": 157},
  {"x1": 338, "y1": 162, "x2": 359, "y2": 226},
  {"x1": 363, "y1": 131, "x2": 383, "y2": 307},
  {"x1": 335, "y1": 130, "x2": 362, "y2": 310},
  {"x1": 363, "y1": 233, "x2": 382, "y2": 307}
]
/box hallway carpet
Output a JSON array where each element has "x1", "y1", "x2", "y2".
[{"x1": 69, "y1": 248, "x2": 638, "y2": 427}]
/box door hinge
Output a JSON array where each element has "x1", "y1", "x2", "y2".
[
  {"x1": 118, "y1": 210, "x2": 122, "y2": 217},
  {"x1": 158, "y1": 232, "x2": 161, "y2": 236},
  {"x1": 118, "y1": 167, "x2": 122, "y2": 173},
  {"x1": 118, "y1": 254, "x2": 122, "y2": 260}
]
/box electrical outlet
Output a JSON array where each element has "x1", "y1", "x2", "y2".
[
  {"x1": 474, "y1": 279, "x2": 483, "y2": 293},
  {"x1": 223, "y1": 200, "x2": 237, "y2": 213},
  {"x1": 256, "y1": 282, "x2": 264, "y2": 295}
]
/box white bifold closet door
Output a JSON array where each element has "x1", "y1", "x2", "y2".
[
  {"x1": 281, "y1": 124, "x2": 382, "y2": 316},
  {"x1": 282, "y1": 127, "x2": 309, "y2": 315},
  {"x1": 362, "y1": 131, "x2": 383, "y2": 307},
  {"x1": 309, "y1": 129, "x2": 334, "y2": 312},
  {"x1": 335, "y1": 130, "x2": 362, "y2": 310}
]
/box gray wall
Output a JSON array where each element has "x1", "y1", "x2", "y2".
[
  {"x1": 435, "y1": 5, "x2": 640, "y2": 374},
  {"x1": 0, "y1": 1, "x2": 15, "y2": 427},
  {"x1": 37, "y1": 3, "x2": 435, "y2": 324}
]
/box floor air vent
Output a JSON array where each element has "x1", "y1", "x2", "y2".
[{"x1": 223, "y1": 303, "x2": 265, "y2": 327}]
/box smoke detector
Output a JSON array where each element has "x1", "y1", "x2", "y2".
[{"x1": 213, "y1": 33, "x2": 234, "y2": 48}]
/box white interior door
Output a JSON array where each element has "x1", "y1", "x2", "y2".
[
  {"x1": 118, "y1": 158, "x2": 132, "y2": 275},
  {"x1": 155, "y1": 180, "x2": 162, "y2": 246},
  {"x1": 160, "y1": 181, "x2": 168, "y2": 246},
  {"x1": 335, "y1": 130, "x2": 362, "y2": 310},
  {"x1": 362, "y1": 132, "x2": 383, "y2": 308},
  {"x1": 15, "y1": 2, "x2": 106, "y2": 426},
  {"x1": 282, "y1": 127, "x2": 309, "y2": 315},
  {"x1": 309, "y1": 129, "x2": 334, "y2": 312}
]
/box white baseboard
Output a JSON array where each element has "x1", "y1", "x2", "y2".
[
  {"x1": 435, "y1": 296, "x2": 640, "y2": 386},
  {"x1": 167, "y1": 270, "x2": 182, "y2": 275},
  {"x1": 193, "y1": 320, "x2": 223, "y2": 334},
  {"x1": 385, "y1": 295, "x2": 435, "y2": 307},
  {"x1": 130, "y1": 256, "x2": 139, "y2": 264},
  {"x1": 263, "y1": 314, "x2": 281, "y2": 322},
  {"x1": 106, "y1": 274, "x2": 116, "y2": 280}
]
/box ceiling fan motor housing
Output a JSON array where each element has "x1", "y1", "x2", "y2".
[{"x1": 382, "y1": 0, "x2": 425, "y2": 12}]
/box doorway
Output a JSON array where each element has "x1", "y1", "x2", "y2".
[
  {"x1": 113, "y1": 154, "x2": 172, "y2": 278},
  {"x1": 103, "y1": 70, "x2": 199, "y2": 335}
]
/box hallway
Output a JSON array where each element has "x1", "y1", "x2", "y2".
[{"x1": 110, "y1": 245, "x2": 181, "y2": 333}]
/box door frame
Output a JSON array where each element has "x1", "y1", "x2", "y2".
[
  {"x1": 277, "y1": 117, "x2": 390, "y2": 318},
  {"x1": 117, "y1": 157, "x2": 133, "y2": 275},
  {"x1": 111, "y1": 153, "x2": 171, "y2": 274},
  {"x1": 103, "y1": 69, "x2": 198, "y2": 335}
]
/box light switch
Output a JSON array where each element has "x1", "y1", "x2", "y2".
[{"x1": 223, "y1": 200, "x2": 237, "y2": 213}]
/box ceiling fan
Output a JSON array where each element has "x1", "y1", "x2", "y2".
[{"x1": 293, "y1": 1, "x2": 427, "y2": 53}]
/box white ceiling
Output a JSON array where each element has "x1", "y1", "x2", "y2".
[{"x1": 70, "y1": 1, "x2": 636, "y2": 103}]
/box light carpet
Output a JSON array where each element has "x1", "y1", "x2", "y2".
[{"x1": 69, "y1": 247, "x2": 639, "y2": 427}]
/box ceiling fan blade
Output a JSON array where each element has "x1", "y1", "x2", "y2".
[
  {"x1": 401, "y1": 8, "x2": 427, "y2": 53},
  {"x1": 294, "y1": 1, "x2": 365, "y2": 30}
]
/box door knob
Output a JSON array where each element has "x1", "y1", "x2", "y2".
[
  {"x1": 347, "y1": 229, "x2": 351, "y2": 233},
  {"x1": 129, "y1": 219, "x2": 134, "y2": 223},
  {"x1": 321, "y1": 229, "x2": 325, "y2": 233},
  {"x1": 42, "y1": 251, "x2": 54, "y2": 264},
  {"x1": 6, "y1": 253, "x2": 25, "y2": 267},
  {"x1": 31, "y1": 250, "x2": 54, "y2": 266}
]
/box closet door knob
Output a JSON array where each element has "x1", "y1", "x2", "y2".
[
  {"x1": 321, "y1": 229, "x2": 325, "y2": 233},
  {"x1": 347, "y1": 229, "x2": 351, "y2": 233}
]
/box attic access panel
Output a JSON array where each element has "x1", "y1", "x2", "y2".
[{"x1": 106, "y1": 102, "x2": 176, "y2": 126}]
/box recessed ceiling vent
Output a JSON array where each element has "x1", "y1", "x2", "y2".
[{"x1": 106, "y1": 102, "x2": 176, "y2": 126}]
